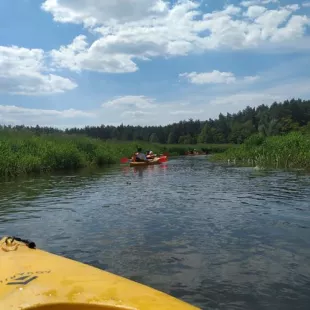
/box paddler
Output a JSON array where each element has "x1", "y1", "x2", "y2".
[
  {"x1": 134, "y1": 147, "x2": 148, "y2": 162},
  {"x1": 147, "y1": 150, "x2": 156, "y2": 160}
]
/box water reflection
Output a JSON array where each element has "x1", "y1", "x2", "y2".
[
  {"x1": 120, "y1": 164, "x2": 169, "y2": 178},
  {"x1": 0, "y1": 159, "x2": 310, "y2": 310}
]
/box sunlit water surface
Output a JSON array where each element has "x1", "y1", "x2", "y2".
[{"x1": 1, "y1": 157, "x2": 310, "y2": 309}]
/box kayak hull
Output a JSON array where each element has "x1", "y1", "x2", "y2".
[
  {"x1": 130, "y1": 159, "x2": 161, "y2": 167},
  {"x1": 0, "y1": 237, "x2": 199, "y2": 310}
]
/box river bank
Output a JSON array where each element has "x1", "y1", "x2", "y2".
[
  {"x1": 0, "y1": 131, "x2": 159, "y2": 177},
  {"x1": 0, "y1": 130, "x2": 230, "y2": 177},
  {"x1": 212, "y1": 132, "x2": 310, "y2": 170},
  {"x1": 161, "y1": 143, "x2": 234, "y2": 155}
]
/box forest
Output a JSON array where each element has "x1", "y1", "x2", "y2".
[{"x1": 4, "y1": 98, "x2": 310, "y2": 144}]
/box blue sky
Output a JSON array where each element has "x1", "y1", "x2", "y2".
[{"x1": 0, "y1": 0, "x2": 310, "y2": 127}]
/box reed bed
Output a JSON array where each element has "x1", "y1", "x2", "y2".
[{"x1": 213, "y1": 132, "x2": 310, "y2": 170}]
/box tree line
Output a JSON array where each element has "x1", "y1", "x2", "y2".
[{"x1": 2, "y1": 98, "x2": 310, "y2": 144}]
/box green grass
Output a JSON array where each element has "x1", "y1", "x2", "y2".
[
  {"x1": 212, "y1": 132, "x2": 310, "y2": 170},
  {"x1": 0, "y1": 128, "x2": 232, "y2": 177},
  {"x1": 0, "y1": 131, "x2": 163, "y2": 177}
]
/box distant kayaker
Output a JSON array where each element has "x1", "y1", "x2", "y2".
[
  {"x1": 134, "y1": 148, "x2": 148, "y2": 162},
  {"x1": 147, "y1": 150, "x2": 156, "y2": 160}
]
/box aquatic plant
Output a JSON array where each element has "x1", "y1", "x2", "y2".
[
  {"x1": 0, "y1": 132, "x2": 161, "y2": 177},
  {"x1": 213, "y1": 132, "x2": 310, "y2": 170},
  {"x1": 0, "y1": 128, "x2": 231, "y2": 177}
]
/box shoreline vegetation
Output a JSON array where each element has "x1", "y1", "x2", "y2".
[
  {"x1": 1, "y1": 98, "x2": 310, "y2": 176},
  {"x1": 0, "y1": 129, "x2": 230, "y2": 177},
  {"x1": 212, "y1": 132, "x2": 310, "y2": 171}
]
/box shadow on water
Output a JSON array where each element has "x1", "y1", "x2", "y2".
[{"x1": 1, "y1": 157, "x2": 310, "y2": 310}]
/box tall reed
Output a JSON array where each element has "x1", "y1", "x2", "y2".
[
  {"x1": 0, "y1": 132, "x2": 160, "y2": 177},
  {"x1": 213, "y1": 132, "x2": 310, "y2": 170}
]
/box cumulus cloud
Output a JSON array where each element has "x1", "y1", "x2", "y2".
[
  {"x1": 103, "y1": 78, "x2": 310, "y2": 124},
  {"x1": 50, "y1": 35, "x2": 138, "y2": 73},
  {"x1": 302, "y1": 2, "x2": 310, "y2": 8},
  {"x1": 0, "y1": 105, "x2": 95, "y2": 126},
  {"x1": 209, "y1": 92, "x2": 280, "y2": 105},
  {"x1": 101, "y1": 95, "x2": 160, "y2": 123},
  {"x1": 241, "y1": 0, "x2": 279, "y2": 7},
  {"x1": 169, "y1": 109, "x2": 204, "y2": 115},
  {"x1": 0, "y1": 46, "x2": 77, "y2": 95},
  {"x1": 102, "y1": 95, "x2": 156, "y2": 109},
  {"x1": 121, "y1": 110, "x2": 153, "y2": 118},
  {"x1": 42, "y1": 0, "x2": 168, "y2": 26},
  {"x1": 243, "y1": 5, "x2": 267, "y2": 18},
  {"x1": 45, "y1": 0, "x2": 310, "y2": 73},
  {"x1": 2, "y1": 76, "x2": 310, "y2": 127},
  {"x1": 180, "y1": 70, "x2": 259, "y2": 85},
  {"x1": 0, "y1": 105, "x2": 93, "y2": 118}
]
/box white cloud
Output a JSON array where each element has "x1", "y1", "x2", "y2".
[
  {"x1": 169, "y1": 109, "x2": 204, "y2": 115},
  {"x1": 285, "y1": 4, "x2": 300, "y2": 11},
  {"x1": 272, "y1": 15, "x2": 309, "y2": 42},
  {"x1": 244, "y1": 75, "x2": 260, "y2": 82},
  {"x1": 244, "y1": 5, "x2": 267, "y2": 18},
  {"x1": 241, "y1": 0, "x2": 279, "y2": 7},
  {"x1": 2, "y1": 77, "x2": 310, "y2": 127},
  {"x1": 302, "y1": 2, "x2": 310, "y2": 8},
  {"x1": 46, "y1": 1, "x2": 310, "y2": 73},
  {"x1": 180, "y1": 70, "x2": 259, "y2": 85},
  {"x1": 0, "y1": 105, "x2": 95, "y2": 126},
  {"x1": 101, "y1": 78, "x2": 310, "y2": 125},
  {"x1": 0, "y1": 46, "x2": 77, "y2": 95},
  {"x1": 102, "y1": 95, "x2": 156, "y2": 109},
  {"x1": 50, "y1": 35, "x2": 138, "y2": 73},
  {"x1": 42, "y1": 0, "x2": 168, "y2": 26},
  {"x1": 208, "y1": 78, "x2": 310, "y2": 111},
  {"x1": 209, "y1": 92, "x2": 280, "y2": 106},
  {"x1": 180, "y1": 71, "x2": 236, "y2": 84},
  {"x1": 0, "y1": 105, "x2": 93, "y2": 118},
  {"x1": 121, "y1": 110, "x2": 153, "y2": 118}
]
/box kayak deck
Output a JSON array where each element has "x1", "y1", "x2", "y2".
[
  {"x1": 0, "y1": 237, "x2": 199, "y2": 310},
  {"x1": 24, "y1": 305, "x2": 130, "y2": 310}
]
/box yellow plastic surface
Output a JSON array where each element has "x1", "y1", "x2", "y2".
[{"x1": 0, "y1": 237, "x2": 199, "y2": 310}]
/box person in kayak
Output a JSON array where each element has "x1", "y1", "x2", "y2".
[
  {"x1": 146, "y1": 150, "x2": 156, "y2": 160},
  {"x1": 133, "y1": 148, "x2": 148, "y2": 162}
]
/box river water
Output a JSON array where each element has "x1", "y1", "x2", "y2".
[{"x1": 1, "y1": 157, "x2": 310, "y2": 310}]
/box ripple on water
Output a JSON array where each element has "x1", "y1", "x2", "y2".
[{"x1": 0, "y1": 159, "x2": 310, "y2": 310}]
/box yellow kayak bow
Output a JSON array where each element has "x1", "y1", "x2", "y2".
[{"x1": 0, "y1": 236, "x2": 200, "y2": 310}]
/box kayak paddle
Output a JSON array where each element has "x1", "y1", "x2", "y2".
[{"x1": 158, "y1": 156, "x2": 168, "y2": 163}]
